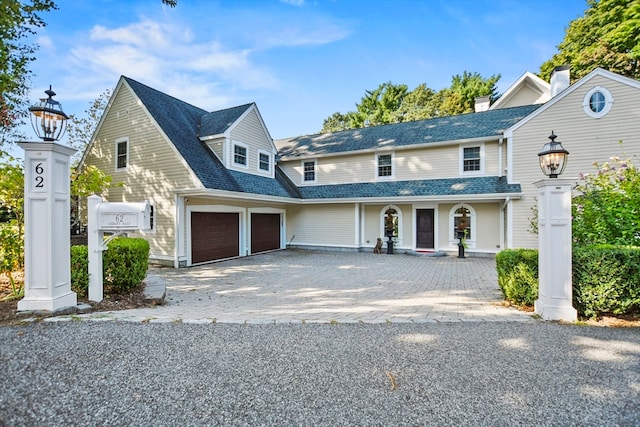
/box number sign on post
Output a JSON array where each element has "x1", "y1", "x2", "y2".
[
  {"x1": 18, "y1": 142, "x2": 77, "y2": 312},
  {"x1": 32, "y1": 160, "x2": 46, "y2": 192}
]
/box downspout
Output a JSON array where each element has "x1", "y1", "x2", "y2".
[
  {"x1": 505, "y1": 133, "x2": 514, "y2": 183},
  {"x1": 174, "y1": 195, "x2": 182, "y2": 268},
  {"x1": 500, "y1": 196, "x2": 511, "y2": 251},
  {"x1": 498, "y1": 137, "x2": 504, "y2": 178},
  {"x1": 354, "y1": 203, "x2": 361, "y2": 249}
]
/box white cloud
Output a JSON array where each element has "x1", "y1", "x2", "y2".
[{"x1": 54, "y1": 17, "x2": 279, "y2": 110}]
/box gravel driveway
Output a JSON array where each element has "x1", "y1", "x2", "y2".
[{"x1": 1, "y1": 321, "x2": 639, "y2": 426}]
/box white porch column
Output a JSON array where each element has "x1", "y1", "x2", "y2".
[
  {"x1": 534, "y1": 179, "x2": 577, "y2": 321},
  {"x1": 17, "y1": 142, "x2": 77, "y2": 312}
]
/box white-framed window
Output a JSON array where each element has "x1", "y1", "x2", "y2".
[
  {"x1": 302, "y1": 159, "x2": 317, "y2": 183},
  {"x1": 379, "y1": 205, "x2": 403, "y2": 245},
  {"x1": 258, "y1": 150, "x2": 271, "y2": 173},
  {"x1": 233, "y1": 142, "x2": 248, "y2": 168},
  {"x1": 115, "y1": 137, "x2": 129, "y2": 171},
  {"x1": 583, "y1": 86, "x2": 613, "y2": 118},
  {"x1": 376, "y1": 152, "x2": 394, "y2": 179},
  {"x1": 459, "y1": 143, "x2": 484, "y2": 175},
  {"x1": 448, "y1": 204, "x2": 476, "y2": 248}
]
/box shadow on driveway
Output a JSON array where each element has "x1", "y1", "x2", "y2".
[{"x1": 120, "y1": 250, "x2": 534, "y2": 323}]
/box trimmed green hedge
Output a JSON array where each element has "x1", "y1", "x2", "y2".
[
  {"x1": 70, "y1": 237, "x2": 150, "y2": 297},
  {"x1": 103, "y1": 237, "x2": 150, "y2": 292},
  {"x1": 573, "y1": 245, "x2": 640, "y2": 318},
  {"x1": 497, "y1": 246, "x2": 640, "y2": 319},
  {"x1": 496, "y1": 249, "x2": 538, "y2": 306}
]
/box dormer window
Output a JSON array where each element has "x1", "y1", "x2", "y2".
[
  {"x1": 259, "y1": 150, "x2": 271, "y2": 173},
  {"x1": 233, "y1": 142, "x2": 247, "y2": 167}
]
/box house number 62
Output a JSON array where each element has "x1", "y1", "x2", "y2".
[{"x1": 33, "y1": 161, "x2": 45, "y2": 190}]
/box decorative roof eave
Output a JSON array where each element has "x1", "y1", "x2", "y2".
[
  {"x1": 176, "y1": 187, "x2": 300, "y2": 204},
  {"x1": 297, "y1": 192, "x2": 523, "y2": 205},
  {"x1": 174, "y1": 187, "x2": 522, "y2": 205},
  {"x1": 278, "y1": 134, "x2": 498, "y2": 162}
]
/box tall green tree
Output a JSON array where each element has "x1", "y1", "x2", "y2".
[
  {"x1": 439, "y1": 71, "x2": 501, "y2": 116},
  {"x1": 320, "y1": 72, "x2": 500, "y2": 133},
  {"x1": 389, "y1": 83, "x2": 442, "y2": 123},
  {"x1": 540, "y1": 0, "x2": 640, "y2": 81},
  {"x1": 351, "y1": 82, "x2": 409, "y2": 128},
  {"x1": 0, "y1": 0, "x2": 58, "y2": 146},
  {"x1": 321, "y1": 111, "x2": 355, "y2": 133}
]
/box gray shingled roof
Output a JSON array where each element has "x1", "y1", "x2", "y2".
[
  {"x1": 298, "y1": 176, "x2": 521, "y2": 199},
  {"x1": 200, "y1": 103, "x2": 254, "y2": 137},
  {"x1": 123, "y1": 76, "x2": 529, "y2": 201},
  {"x1": 123, "y1": 77, "x2": 299, "y2": 199},
  {"x1": 276, "y1": 104, "x2": 541, "y2": 158}
]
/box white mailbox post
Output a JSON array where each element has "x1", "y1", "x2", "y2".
[{"x1": 87, "y1": 195, "x2": 152, "y2": 302}]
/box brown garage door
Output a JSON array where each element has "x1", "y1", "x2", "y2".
[
  {"x1": 191, "y1": 212, "x2": 239, "y2": 263},
  {"x1": 251, "y1": 213, "x2": 280, "y2": 254}
]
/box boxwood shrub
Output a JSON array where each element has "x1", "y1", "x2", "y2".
[
  {"x1": 496, "y1": 249, "x2": 538, "y2": 306},
  {"x1": 497, "y1": 246, "x2": 640, "y2": 318},
  {"x1": 70, "y1": 237, "x2": 150, "y2": 296},
  {"x1": 103, "y1": 237, "x2": 150, "y2": 292}
]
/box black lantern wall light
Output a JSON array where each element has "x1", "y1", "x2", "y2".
[
  {"x1": 29, "y1": 85, "x2": 69, "y2": 142},
  {"x1": 538, "y1": 131, "x2": 569, "y2": 178}
]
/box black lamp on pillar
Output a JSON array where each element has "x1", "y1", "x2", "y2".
[
  {"x1": 538, "y1": 131, "x2": 569, "y2": 178},
  {"x1": 28, "y1": 86, "x2": 69, "y2": 142}
]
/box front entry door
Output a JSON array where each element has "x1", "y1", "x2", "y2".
[{"x1": 416, "y1": 209, "x2": 435, "y2": 249}]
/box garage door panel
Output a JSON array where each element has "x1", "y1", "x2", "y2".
[
  {"x1": 251, "y1": 213, "x2": 280, "y2": 254},
  {"x1": 191, "y1": 212, "x2": 239, "y2": 263}
]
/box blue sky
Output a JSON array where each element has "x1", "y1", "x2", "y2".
[{"x1": 26, "y1": 0, "x2": 587, "y2": 142}]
